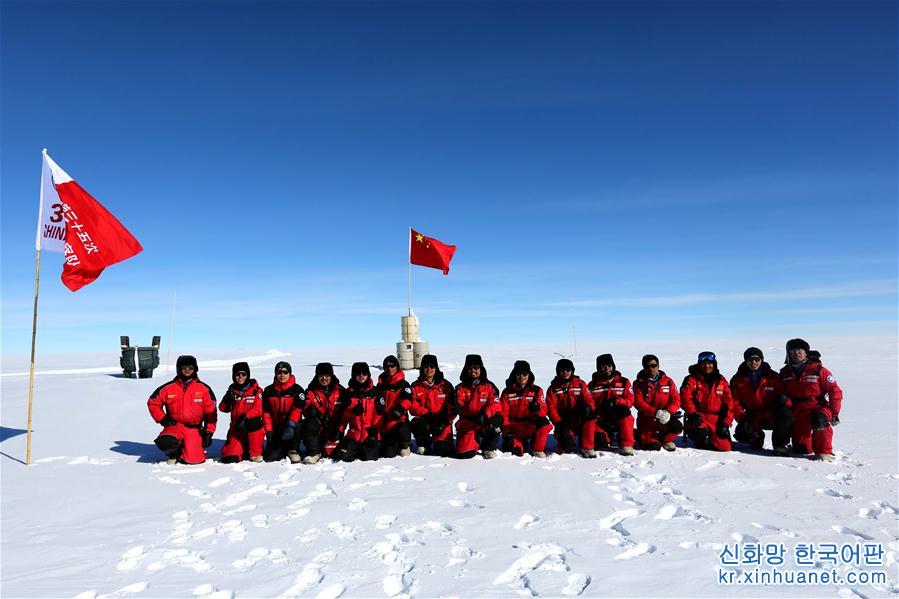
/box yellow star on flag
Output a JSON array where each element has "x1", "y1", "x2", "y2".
[{"x1": 416, "y1": 233, "x2": 424, "y2": 243}]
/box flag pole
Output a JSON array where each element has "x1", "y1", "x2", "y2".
[
  {"x1": 26, "y1": 248, "x2": 41, "y2": 465},
  {"x1": 407, "y1": 227, "x2": 413, "y2": 316}
]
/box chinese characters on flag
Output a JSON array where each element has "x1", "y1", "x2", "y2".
[
  {"x1": 409, "y1": 228, "x2": 456, "y2": 275},
  {"x1": 37, "y1": 150, "x2": 143, "y2": 291}
]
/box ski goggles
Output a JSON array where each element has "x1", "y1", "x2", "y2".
[{"x1": 697, "y1": 352, "x2": 717, "y2": 363}]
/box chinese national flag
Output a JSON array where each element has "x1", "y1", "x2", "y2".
[
  {"x1": 37, "y1": 150, "x2": 143, "y2": 291},
  {"x1": 409, "y1": 228, "x2": 456, "y2": 275}
]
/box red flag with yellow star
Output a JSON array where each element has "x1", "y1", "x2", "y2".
[{"x1": 409, "y1": 228, "x2": 456, "y2": 275}]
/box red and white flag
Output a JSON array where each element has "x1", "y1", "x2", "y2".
[
  {"x1": 409, "y1": 228, "x2": 456, "y2": 275},
  {"x1": 36, "y1": 150, "x2": 143, "y2": 291}
]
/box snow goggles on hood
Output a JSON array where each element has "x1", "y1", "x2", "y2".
[{"x1": 697, "y1": 351, "x2": 716, "y2": 363}]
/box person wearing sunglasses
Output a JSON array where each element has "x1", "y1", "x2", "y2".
[
  {"x1": 680, "y1": 351, "x2": 734, "y2": 451},
  {"x1": 376, "y1": 355, "x2": 414, "y2": 458},
  {"x1": 545, "y1": 358, "x2": 591, "y2": 456},
  {"x1": 499, "y1": 360, "x2": 552, "y2": 458},
  {"x1": 302, "y1": 362, "x2": 347, "y2": 464},
  {"x1": 454, "y1": 354, "x2": 503, "y2": 459},
  {"x1": 148, "y1": 355, "x2": 217, "y2": 465},
  {"x1": 633, "y1": 354, "x2": 682, "y2": 451},
  {"x1": 261, "y1": 361, "x2": 307, "y2": 463},
  {"x1": 730, "y1": 348, "x2": 793, "y2": 456},
  {"x1": 339, "y1": 362, "x2": 382, "y2": 462},
  {"x1": 778, "y1": 339, "x2": 843, "y2": 461},
  {"x1": 408, "y1": 354, "x2": 457, "y2": 457},
  {"x1": 585, "y1": 354, "x2": 636, "y2": 456},
  {"x1": 219, "y1": 362, "x2": 266, "y2": 463}
]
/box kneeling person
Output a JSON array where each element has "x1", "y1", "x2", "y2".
[
  {"x1": 500, "y1": 361, "x2": 552, "y2": 458},
  {"x1": 220, "y1": 362, "x2": 266, "y2": 463}
]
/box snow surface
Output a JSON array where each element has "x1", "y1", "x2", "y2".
[{"x1": 1, "y1": 336, "x2": 897, "y2": 598}]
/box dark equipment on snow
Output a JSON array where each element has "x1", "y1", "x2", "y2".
[{"x1": 120, "y1": 335, "x2": 161, "y2": 378}]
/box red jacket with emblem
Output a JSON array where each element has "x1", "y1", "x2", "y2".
[
  {"x1": 376, "y1": 370, "x2": 413, "y2": 431},
  {"x1": 779, "y1": 359, "x2": 843, "y2": 417},
  {"x1": 148, "y1": 376, "x2": 217, "y2": 432},
  {"x1": 680, "y1": 366, "x2": 734, "y2": 424},
  {"x1": 220, "y1": 379, "x2": 264, "y2": 420},
  {"x1": 500, "y1": 377, "x2": 547, "y2": 424},
  {"x1": 730, "y1": 363, "x2": 786, "y2": 421},
  {"x1": 455, "y1": 377, "x2": 500, "y2": 421},
  {"x1": 261, "y1": 376, "x2": 306, "y2": 432},
  {"x1": 303, "y1": 377, "x2": 347, "y2": 427},
  {"x1": 545, "y1": 375, "x2": 590, "y2": 424},
  {"x1": 345, "y1": 379, "x2": 384, "y2": 442},
  {"x1": 410, "y1": 375, "x2": 455, "y2": 417},
  {"x1": 587, "y1": 372, "x2": 634, "y2": 412},
  {"x1": 633, "y1": 371, "x2": 680, "y2": 418}
]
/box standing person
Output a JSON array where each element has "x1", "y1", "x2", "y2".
[
  {"x1": 779, "y1": 339, "x2": 843, "y2": 461},
  {"x1": 585, "y1": 354, "x2": 636, "y2": 457},
  {"x1": 219, "y1": 362, "x2": 266, "y2": 463},
  {"x1": 454, "y1": 354, "x2": 503, "y2": 459},
  {"x1": 340, "y1": 362, "x2": 382, "y2": 462},
  {"x1": 262, "y1": 361, "x2": 306, "y2": 464},
  {"x1": 302, "y1": 362, "x2": 347, "y2": 464},
  {"x1": 681, "y1": 351, "x2": 734, "y2": 451},
  {"x1": 633, "y1": 354, "x2": 682, "y2": 451},
  {"x1": 376, "y1": 355, "x2": 414, "y2": 458},
  {"x1": 499, "y1": 361, "x2": 552, "y2": 458},
  {"x1": 545, "y1": 359, "x2": 591, "y2": 455},
  {"x1": 147, "y1": 355, "x2": 217, "y2": 465},
  {"x1": 731, "y1": 347, "x2": 793, "y2": 456},
  {"x1": 408, "y1": 354, "x2": 456, "y2": 457}
]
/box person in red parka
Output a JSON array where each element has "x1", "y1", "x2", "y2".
[
  {"x1": 585, "y1": 354, "x2": 635, "y2": 457},
  {"x1": 219, "y1": 362, "x2": 266, "y2": 463},
  {"x1": 408, "y1": 354, "x2": 456, "y2": 457},
  {"x1": 681, "y1": 351, "x2": 734, "y2": 451},
  {"x1": 302, "y1": 362, "x2": 347, "y2": 464},
  {"x1": 454, "y1": 354, "x2": 502, "y2": 459},
  {"x1": 339, "y1": 362, "x2": 383, "y2": 462},
  {"x1": 633, "y1": 354, "x2": 682, "y2": 452},
  {"x1": 779, "y1": 338, "x2": 843, "y2": 461},
  {"x1": 499, "y1": 360, "x2": 552, "y2": 458},
  {"x1": 148, "y1": 355, "x2": 217, "y2": 465},
  {"x1": 376, "y1": 355, "x2": 414, "y2": 458},
  {"x1": 545, "y1": 358, "x2": 590, "y2": 455},
  {"x1": 262, "y1": 361, "x2": 306, "y2": 464},
  {"x1": 731, "y1": 347, "x2": 793, "y2": 456}
]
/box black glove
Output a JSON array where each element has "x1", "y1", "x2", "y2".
[
  {"x1": 715, "y1": 421, "x2": 731, "y2": 440},
  {"x1": 582, "y1": 403, "x2": 594, "y2": 420},
  {"x1": 244, "y1": 416, "x2": 264, "y2": 432},
  {"x1": 281, "y1": 421, "x2": 297, "y2": 441},
  {"x1": 685, "y1": 413, "x2": 701, "y2": 429},
  {"x1": 831, "y1": 415, "x2": 840, "y2": 426},
  {"x1": 389, "y1": 407, "x2": 404, "y2": 420},
  {"x1": 160, "y1": 416, "x2": 176, "y2": 427},
  {"x1": 234, "y1": 414, "x2": 247, "y2": 432},
  {"x1": 487, "y1": 413, "x2": 503, "y2": 433},
  {"x1": 201, "y1": 428, "x2": 213, "y2": 448},
  {"x1": 305, "y1": 404, "x2": 321, "y2": 419},
  {"x1": 528, "y1": 401, "x2": 540, "y2": 414},
  {"x1": 366, "y1": 426, "x2": 379, "y2": 439},
  {"x1": 351, "y1": 402, "x2": 364, "y2": 416},
  {"x1": 448, "y1": 402, "x2": 462, "y2": 416}
]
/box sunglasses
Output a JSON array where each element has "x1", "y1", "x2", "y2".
[
  {"x1": 698, "y1": 352, "x2": 716, "y2": 362},
  {"x1": 276, "y1": 369, "x2": 290, "y2": 375},
  {"x1": 235, "y1": 372, "x2": 248, "y2": 377},
  {"x1": 746, "y1": 356, "x2": 762, "y2": 362},
  {"x1": 645, "y1": 363, "x2": 659, "y2": 368}
]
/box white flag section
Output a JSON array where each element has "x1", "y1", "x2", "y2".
[{"x1": 35, "y1": 149, "x2": 72, "y2": 253}]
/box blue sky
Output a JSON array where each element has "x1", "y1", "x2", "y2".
[{"x1": 1, "y1": 1, "x2": 896, "y2": 355}]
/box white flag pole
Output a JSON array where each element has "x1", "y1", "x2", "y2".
[
  {"x1": 407, "y1": 227, "x2": 413, "y2": 316},
  {"x1": 26, "y1": 247, "x2": 41, "y2": 465}
]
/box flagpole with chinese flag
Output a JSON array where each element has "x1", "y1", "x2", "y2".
[
  {"x1": 408, "y1": 227, "x2": 457, "y2": 314},
  {"x1": 28, "y1": 149, "x2": 143, "y2": 464}
]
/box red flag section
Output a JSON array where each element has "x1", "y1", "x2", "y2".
[
  {"x1": 41, "y1": 151, "x2": 143, "y2": 291},
  {"x1": 410, "y1": 228, "x2": 456, "y2": 275}
]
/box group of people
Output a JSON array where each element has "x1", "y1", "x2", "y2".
[{"x1": 147, "y1": 338, "x2": 843, "y2": 466}]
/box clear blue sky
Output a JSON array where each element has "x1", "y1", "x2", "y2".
[{"x1": 1, "y1": 1, "x2": 896, "y2": 355}]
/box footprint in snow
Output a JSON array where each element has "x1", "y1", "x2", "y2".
[
  {"x1": 68, "y1": 456, "x2": 113, "y2": 466},
  {"x1": 751, "y1": 522, "x2": 798, "y2": 538},
  {"x1": 858, "y1": 508, "x2": 880, "y2": 519},
  {"x1": 208, "y1": 477, "x2": 231, "y2": 488},
  {"x1": 158, "y1": 476, "x2": 183, "y2": 485},
  {"x1": 561, "y1": 573, "x2": 591, "y2": 596},
  {"x1": 376, "y1": 515, "x2": 397, "y2": 529},
  {"x1": 315, "y1": 583, "x2": 346, "y2": 599},
  {"x1": 328, "y1": 522, "x2": 358, "y2": 541},
  {"x1": 299, "y1": 528, "x2": 320, "y2": 543},
  {"x1": 252, "y1": 514, "x2": 270, "y2": 528},
  {"x1": 872, "y1": 500, "x2": 898, "y2": 514},
  {"x1": 457, "y1": 482, "x2": 473, "y2": 493},
  {"x1": 493, "y1": 543, "x2": 568, "y2": 595},
  {"x1": 448, "y1": 544, "x2": 484, "y2": 567},
  {"x1": 731, "y1": 532, "x2": 759, "y2": 543},
  {"x1": 232, "y1": 547, "x2": 287, "y2": 571},
  {"x1": 614, "y1": 542, "x2": 655, "y2": 560},
  {"x1": 598, "y1": 508, "x2": 642, "y2": 535},
  {"x1": 192, "y1": 584, "x2": 234, "y2": 599},
  {"x1": 448, "y1": 499, "x2": 485, "y2": 509},
  {"x1": 826, "y1": 472, "x2": 853, "y2": 484},
  {"x1": 348, "y1": 480, "x2": 385, "y2": 490},
  {"x1": 366, "y1": 465, "x2": 400, "y2": 478},
  {"x1": 816, "y1": 488, "x2": 854, "y2": 500},
  {"x1": 116, "y1": 545, "x2": 146, "y2": 571},
  {"x1": 147, "y1": 548, "x2": 211, "y2": 573},
  {"x1": 348, "y1": 498, "x2": 368, "y2": 512},
  {"x1": 612, "y1": 493, "x2": 643, "y2": 506},
  {"x1": 382, "y1": 574, "x2": 409, "y2": 597},
  {"x1": 187, "y1": 489, "x2": 212, "y2": 499},
  {"x1": 695, "y1": 459, "x2": 736, "y2": 472},
  {"x1": 832, "y1": 525, "x2": 874, "y2": 540},
  {"x1": 514, "y1": 513, "x2": 540, "y2": 530},
  {"x1": 331, "y1": 470, "x2": 347, "y2": 481}
]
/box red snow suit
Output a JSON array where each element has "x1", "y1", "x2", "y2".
[
  {"x1": 585, "y1": 372, "x2": 635, "y2": 450},
  {"x1": 345, "y1": 379, "x2": 384, "y2": 443},
  {"x1": 304, "y1": 378, "x2": 347, "y2": 456},
  {"x1": 545, "y1": 375, "x2": 591, "y2": 450},
  {"x1": 500, "y1": 379, "x2": 551, "y2": 454},
  {"x1": 409, "y1": 376, "x2": 456, "y2": 443},
  {"x1": 262, "y1": 375, "x2": 306, "y2": 433},
  {"x1": 633, "y1": 370, "x2": 681, "y2": 447},
  {"x1": 730, "y1": 363, "x2": 787, "y2": 426},
  {"x1": 454, "y1": 378, "x2": 501, "y2": 455},
  {"x1": 681, "y1": 366, "x2": 734, "y2": 451},
  {"x1": 376, "y1": 370, "x2": 413, "y2": 433},
  {"x1": 779, "y1": 358, "x2": 843, "y2": 455},
  {"x1": 148, "y1": 376, "x2": 217, "y2": 464},
  {"x1": 219, "y1": 379, "x2": 265, "y2": 462}
]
